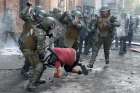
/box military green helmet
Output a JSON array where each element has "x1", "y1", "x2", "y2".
[
  {"x1": 52, "y1": 8, "x2": 61, "y2": 13},
  {"x1": 26, "y1": 0, "x2": 32, "y2": 6},
  {"x1": 34, "y1": 6, "x2": 42, "y2": 12},
  {"x1": 33, "y1": 6, "x2": 49, "y2": 23},
  {"x1": 100, "y1": 6, "x2": 110, "y2": 12},
  {"x1": 40, "y1": 17, "x2": 56, "y2": 32},
  {"x1": 72, "y1": 10, "x2": 82, "y2": 17}
]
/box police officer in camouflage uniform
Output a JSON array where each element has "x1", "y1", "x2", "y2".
[
  {"x1": 87, "y1": 7, "x2": 120, "y2": 68},
  {"x1": 19, "y1": 3, "x2": 56, "y2": 91},
  {"x1": 65, "y1": 10, "x2": 83, "y2": 50},
  {"x1": 19, "y1": 1, "x2": 34, "y2": 78},
  {"x1": 84, "y1": 14, "x2": 98, "y2": 55},
  {"x1": 78, "y1": 16, "x2": 88, "y2": 55},
  {"x1": 50, "y1": 8, "x2": 64, "y2": 47}
]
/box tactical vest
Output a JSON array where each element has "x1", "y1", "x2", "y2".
[
  {"x1": 98, "y1": 16, "x2": 111, "y2": 32},
  {"x1": 19, "y1": 23, "x2": 37, "y2": 50}
]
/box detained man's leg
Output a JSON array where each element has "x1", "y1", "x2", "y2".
[
  {"x1": 75, "y1": 52, "x2": 88, "y2": 75},
  {"x1": 64, "y1": 63, "x2": 88, "y2": 75}
]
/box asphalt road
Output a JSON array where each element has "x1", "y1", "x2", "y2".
[{"x1": 0, "y1": 36, "x2": 140, "y2": 93}]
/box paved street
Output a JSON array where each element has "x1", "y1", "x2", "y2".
[{"x1": 0, "y1": 38, "x2": 140, "y2": 93}]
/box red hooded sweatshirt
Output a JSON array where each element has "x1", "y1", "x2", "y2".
[{"x1": 52, "y1": 48, "x2": 76, "y2": 69}]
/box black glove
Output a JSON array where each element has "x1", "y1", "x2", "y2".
[
  {"x1": 39, "y1": 53, "x2": 45, "y2": 62},
  {"x1": 47, "y1": 33, "x2": 53, "y2": 38}
]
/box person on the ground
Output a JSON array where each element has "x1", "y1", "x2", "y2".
[{"x1": 42, "y1": 48, "x2": 88, "y2": 78}]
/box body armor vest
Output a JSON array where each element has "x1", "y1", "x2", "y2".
[{"x1": 98, "y1": 16, "x2": 111, "y2": 32}]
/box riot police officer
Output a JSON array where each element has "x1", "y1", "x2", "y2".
[
  {"x1": 64, "y1": 10, "x2": 83, "y2": 50},
  {"x1": 19, "y1": 1, "x2": 35, "y2": 79},
  {"x1": 19, "y1": 4, "x2": 56, "y2": 91},
  {"x1": 51, "y1": 8, "x2": 62, "y2": 20},
  {"x1": 87, "y1": 7, "x2": 120, "y2": 68}
]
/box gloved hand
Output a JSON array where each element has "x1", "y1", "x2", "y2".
[
  {"x1": 39, "y1": 52, "x2": 45, "y2": 62},
  {"x1": 47, "y1": 33, "x2": 53, "y2": 38}
]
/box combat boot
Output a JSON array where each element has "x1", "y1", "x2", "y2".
[
  {"x1": 105, "y1": 59, "x2": 109, "y2": 64},
  {"x1": 87, "y1": 63, "x2": 94, "y2": 68},
  {"x1": 81, "y1": 65, "x2": 89, "y2": 75},
  {"x1": 20, "y1": 69, "x2": 29, "y2": 80},
  {"x1": 35, "y1": 79, "x2": 46, "y2": 86},
  {"x1": 104, "y1": 59, "x2": 110, "y2": 69},
  {"x1": 26, "y1": 82, "x2": 37, "y2": 92}
]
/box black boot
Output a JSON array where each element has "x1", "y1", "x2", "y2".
[
  {"x1": 35, "y1": 79, "x2": 46, "y2": 86},
  {"x1": 81, "y1": 65, "x2": 89, "y2": 75},
  {"x1": 87, "y1": 64, "x2": 94, "y2": 68},
  {"x1": 78, "y1": 63, "x2": 89, "y2": 75},
  {"x1": 105, "y1": 59, "x2": 109, "y2": 64},
  {"x1": 105, "y1": 52, "x2": 110, "y2": 64},
  {"x1": 20, "y1": 69, "x2": 29, "y2": 80}
]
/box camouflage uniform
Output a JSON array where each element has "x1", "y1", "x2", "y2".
[
  {"x1": 19, "y1": 4, "x2": 35, "y2": 77},
  {"x1": 88, "y1": 7, "x2": 120, "y2": 68},
  {"x1": 84, "y1": 15, "x2": 98, "y2": 55},
  {"x1": 19, "y1": 5, "x2": 44, "y2": 90},
  {"x1": 19, "y1": 5, "x2": 56, "y2": 91},
  {"x1": 63, "y1": 10, "x2": 83, "y2": 51},
  {"x1": 50, "y1": 8, "x2": 64, "y2": 47},
  {"x1": 78, "y1": 19, "x2": 88, "y2": 55}
]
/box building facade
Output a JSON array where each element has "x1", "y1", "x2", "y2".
[{"x1": 0, "y1": 0, "x2": 85, "y2": 33}]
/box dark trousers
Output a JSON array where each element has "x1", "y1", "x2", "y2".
[
  {"x1": 78, "y1": 38, "x2": 84, "y2": 54},
  {"x1": 90, "y1": 35, "x2": 112, "y2": 65},
  {"x1": 64, "y1": 52, "x2": 80, "y2": 72},
  {"x1": 128, "y1": 31, "x2": 133, "y2": 47},
  {"x1": 115, "y1": 35, "x2": 119, "y2": 48},
  {"x1": 119, "y1": 36, "x2": 127, "y2": 55}
]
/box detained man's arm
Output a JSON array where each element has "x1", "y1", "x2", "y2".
[{"x1": 54, "y1": 61, "x2": 63, "y2": 78}]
